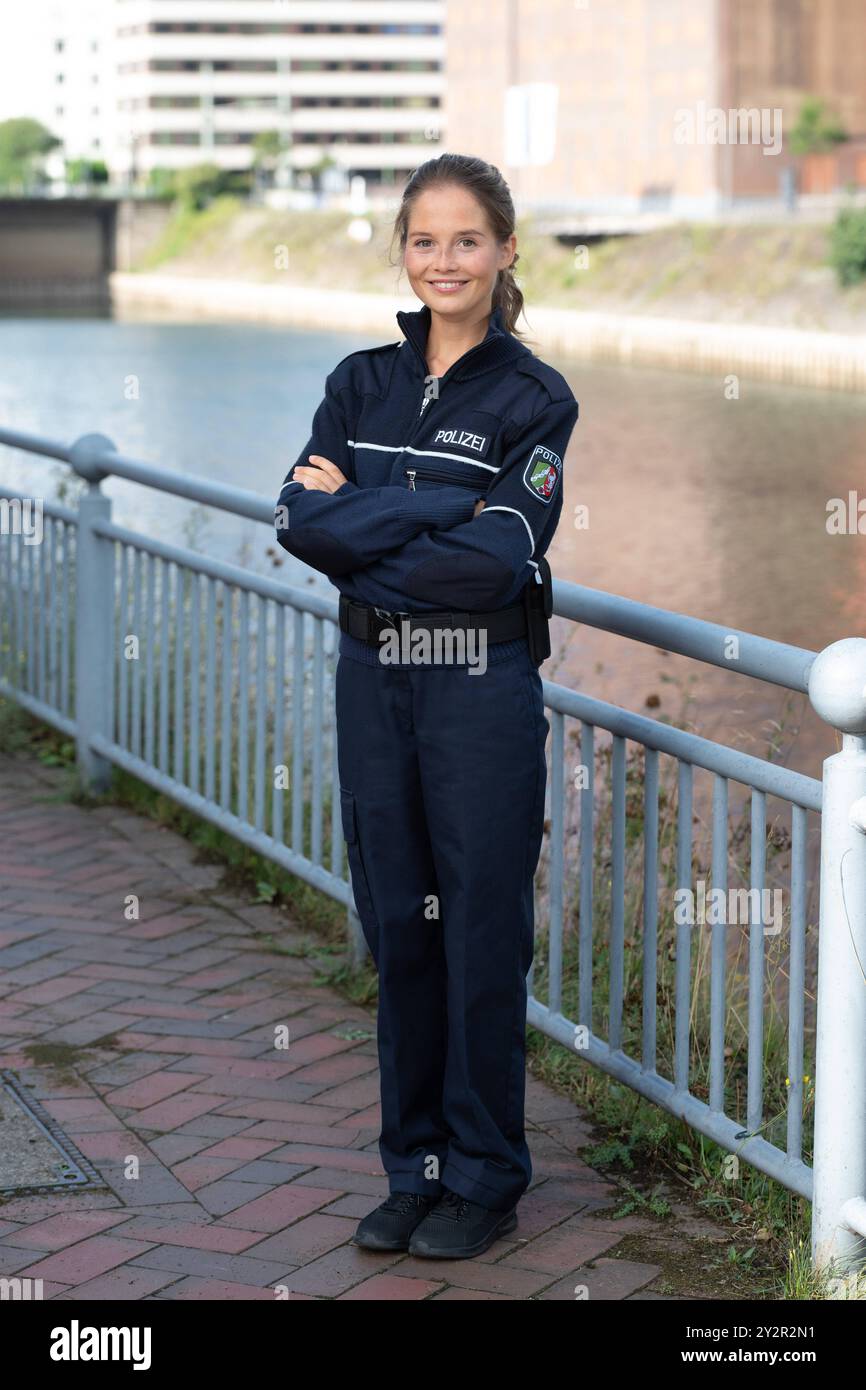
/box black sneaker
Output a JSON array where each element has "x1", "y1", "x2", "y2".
[
  {"x1": 408, "y1": 1189, "x2": 518, "y2": 1259},
  {"x1": 352, "y1": 1191, "x2": 440, "y2": 1251}
]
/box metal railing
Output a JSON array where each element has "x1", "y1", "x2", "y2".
[{"x1": 2, "y1": 425, "x2": 866, "y2": 1285}]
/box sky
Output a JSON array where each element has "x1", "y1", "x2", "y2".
[
  {"x1": 0, "y1": 1, "x2": 110, "y2": 125},
  {"x1": 0, "y1": 11, "x2": 47, "y2": 121}
]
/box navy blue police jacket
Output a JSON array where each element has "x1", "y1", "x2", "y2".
[{"x1": 274, "y1": 301, "x2": 579, "y2": 661}]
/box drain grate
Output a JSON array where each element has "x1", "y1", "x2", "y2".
[{"x1": 0, "y1": 1071, "x2": 107, "y2": 1196}]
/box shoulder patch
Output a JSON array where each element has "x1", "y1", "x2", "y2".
[{"x1": 522, "y1": 444, "x2": 562, "y2": 504}]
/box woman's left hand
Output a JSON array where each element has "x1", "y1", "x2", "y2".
[{"x1": 294, "y1": 455, "x2": 349, "y2": 493}]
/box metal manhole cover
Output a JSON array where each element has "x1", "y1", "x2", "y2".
[{"x1": 0, "y1": 1071, "x2": 106, "y2": 1196}]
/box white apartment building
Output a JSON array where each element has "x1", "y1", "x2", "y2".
[
  {"x1": 112, "y1": 0, "x2": 445, "y2": 188},
  {"x1": 0, "y1": 0, "x2": 117, "y2": 177}
]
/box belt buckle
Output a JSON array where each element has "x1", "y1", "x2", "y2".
[
  {"x1": 373, "y1": 606, "x2": 397, "y2": 632},
  {"x1": 375, "y1": 607, "x2": 414, "y2": 630}
]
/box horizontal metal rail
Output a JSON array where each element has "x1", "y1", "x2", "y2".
[
  {"x1": 554, "y1": 583, "x2": 817, "y2": 694},
  {"x1": 543, "y1": 679, "x2": 822, "y2": 811}
]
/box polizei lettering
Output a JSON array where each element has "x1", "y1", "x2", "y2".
[{"x1": 433, "y1": 428, "x2": 487, "y2": 453}]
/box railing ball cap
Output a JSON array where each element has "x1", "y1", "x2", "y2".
[
  {"x1": 808, "y1": 637, "x2": 866, "y2": 734},
  {"x1": 69, "y1": 432, "x2": 116, "y2": 484}
]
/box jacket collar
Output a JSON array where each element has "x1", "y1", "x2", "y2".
[{"x1": 395, "y1": 300, "x2": 527, "y2": 381}]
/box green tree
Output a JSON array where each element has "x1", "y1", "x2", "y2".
[
  {"x1": 829, "y1": 208, "x2": 866, "y2": 286},
  {"x1": 252, "y1": 130, "x2": 282, "y2": 169},
  {"x1": 788, "y1": 97, "x2": 847, "y2": 156},
  {"x1": 0, "y1": 117, "x2": 61, "y2": 191},
  {"x1": 145, "y1": 166, "x2": 178, "y2": 200},
  {"x1": 309, "y1": 152, "x2": 337, "y2": 192},
  {"x1": 65, "y1": 157, "x2": 109, "y2": 188},
  {"x1": 251, "y1": 130, "x2": 284, "y2": 194},
  {"x1": 173, "y1": 161, "x2": 228, "y2": 210}
]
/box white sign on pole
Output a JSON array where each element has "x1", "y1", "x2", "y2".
[{"x1": 504, "y1": 83, "x2": 559, "y2": 167}]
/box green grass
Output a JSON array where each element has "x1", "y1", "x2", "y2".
[{"x1": 135, "y1": 193, "x2": 245, "y2": 271}]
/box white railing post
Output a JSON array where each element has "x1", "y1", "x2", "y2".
[
  {"x1": 70, "y1": 433, "x2": 116, "y2": 794},
  {"x1": 347, "y1": 903, "x2": 368, "y2": 968},
  {"x1": 808, "y1": 638, "x2": 866, "y2": 1285}
]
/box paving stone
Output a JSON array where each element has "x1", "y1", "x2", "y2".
[
  {"x1": 17, "y1": 1235, "x2": 161, "y2": 1285},
  {"x1": 127, "y1": 1243, "x2": 296, "y2": 1286},
  {"x1": 0, "y1": 1244, "x2": 57, "y2": 1276},
  {"x1": 151, "y1": 1276, "x2": 278, "y2": 1300},
  {"x1": 130, "y1": 1094, "x2": 225, "y2": 1131},
  {"x1": 244, "y1": 1214, "x2": 359, "y2": 1265},
  {"x1": 304, "y1": 1075, "x2": 382, "y2": 1110},
  {"x1": 183, "y1": 1074, "x2": 325, "y2": 1103},
  {"x1": 51, "y1": 1265, "x2": 183, "y2": 1299},
  {"x1": 238, "y1": 1121, "x2": 376, "y2": 1148},
  {"x1": 287, "y1": 1165, "x2": 387, "y2": 1196},
  {"x1": 262, "y1": 1144, "x2": 386, "y2": 1175},
  {"x1": 109, "y1": 1217, "x2": 263, "y2": 1253},
  {"x1": 320, "y1": 1194, "x2": 379, "y2": 1220},
  {"x1": 500, "y1": 1216, "x2": 626, "y2": 1273},
  {"x1": 285, "y1": 1053, "x2": 379, "y2": 1086},
  {"x1": 338, "y1": 1273, "x2": 443, "y2": 1300},
  {"x1": 171, "y1": 1115, "x2": 260, "y2": 1140},
  {"x1": 214, "y1": 1099, "x2": 357, "y2": 1126},
  {"x1": 537, "y1": 1257, "x2": 664, "y2": 1301},
  {"x1": 220, "y1": 1160, "x2": 311, "y2": 1185},
  {"x1": 105, "y1": 1071, "x2": 209, "y2": 1109},
  {"x1": 0, "y1": 1210, "x2": 135, "y2": 1252},
  {"x1": 170, "y1": 1157, "x2": 244, "y2": 1192},
  {"x1": 388, "y1": 1255, "x2": 554, "y2": 1298},
  {"x1": 95, "y1": 1163, "x2": 199, "y2": 1207},
  {"x1": 281, "y1": 1243, "x2": 405, "y2": 1297},
  {"x1": 219, "y1": 1184, "x2": 346, "y2": 1232},
  {"x1": 430, "y1": 1287, "x2": 516, "y2": 1300}
]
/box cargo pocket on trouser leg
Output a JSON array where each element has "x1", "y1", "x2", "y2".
[
  {"x1": 339, "y1": 786, "x2": 379, "y2": 953},
  {"x1": 518, "y1": 664, "x2": 549, "y2": 983}
]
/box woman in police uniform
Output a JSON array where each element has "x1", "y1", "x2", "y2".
[{"x1": 275, "y1": 153, "x2": 579, "y2": 1260}]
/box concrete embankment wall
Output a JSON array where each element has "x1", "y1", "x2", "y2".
[
  {"x1": 109, "y1": 272, "x2": 866, "y2": 394},
  {"x1": 0, "y1": 200, "x2": 173, "y2": 303}
]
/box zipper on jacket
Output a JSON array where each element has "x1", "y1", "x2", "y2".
[
  {"x1": 404, "y1": 322, "x2": 505, "y2": 435},
  {"x1": 398, "y1": 310, "x2": 505, "y2": 387},
  {"x1": 404, "y1": 464, "x2": 491, "y2": 490},
  {"x1": 397, "y1": 325, "x2": 508, "y2": 480}
]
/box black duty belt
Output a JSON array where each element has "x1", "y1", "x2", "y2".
[{"x1": 338, "y1": 593, "x2": 528, "y2": 646}]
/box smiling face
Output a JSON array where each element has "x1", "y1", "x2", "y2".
[{"x1": 402, "y1": 183, "x2": 516, "y2": 323}]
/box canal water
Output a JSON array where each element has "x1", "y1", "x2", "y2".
[{"x1": 1, "y1": 302, "x2": 864, "y2": 779}]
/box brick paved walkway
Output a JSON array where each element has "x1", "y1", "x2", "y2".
[{"x1": 0, "y1": 751, "x2": 698, "y2": 1301}]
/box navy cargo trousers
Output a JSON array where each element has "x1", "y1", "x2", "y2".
[{"x1": 335, "y1": 639, "x2": 549, "y2": 1213}]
